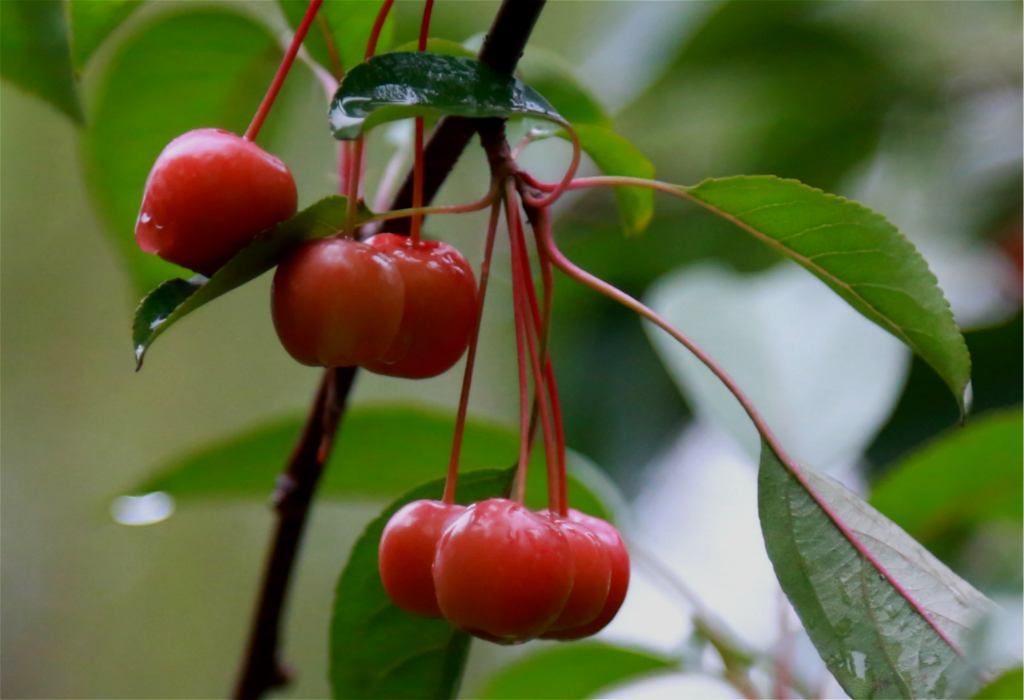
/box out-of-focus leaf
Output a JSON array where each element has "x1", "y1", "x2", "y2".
[
  {"x1": 565, "y1": 125, "x2": 654, "y2": 235},
  {"x1": 1, "y1": 0, "x2": 84, "y2": 122},
  {"x1": 279, "y1": 0, "x2": 393, "y2": 77},
  {"x1": 973, "y1": 667, "x2": 1023, "y2": 700},
  {"x1": 127, "y1": 404, "x2": 614, "y2": 521},
  {"x1": 517, "y1": 48, "x2": 610, "y2": 130},
  {"x1": 477, "y1": 642, "x2": 675, "y2": 699},
  {"x1": 329, "y1": 468, "x2": 514, "y2": 699},
  {"x1": 759, "y1": 440, "x2": 997, "y2": 699},
  {"x1": 69, "y1": 0, "x2": 141, "y2": 71},
  {"x1": 132, "y1": 196, "x2": 370, "y2": 368},
  {"x1": 391, "y1": 38, "x2": 474, "y2": 59},
  {"x1": 329, "y1": 52, "x2": 564, "y2": 140},
  {"x1": 679, "y1": 175, "x2": 971, "y2": 413},
  {"x1": 871, "y1": 409, "x2": 1022, "y2": 547},
  {"x1": 83, "y1": 9, "x2": 283, "y2": 296}
]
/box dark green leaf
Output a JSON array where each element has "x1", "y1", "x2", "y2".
[
  {"x1": 759, "y1": 440, "x2": 997, "y2": 699},
  {"x1": 517, "y1": 48, "x2": 611, "y2": 130},
  {"x1": 128, "y1": 404, "x2": 614, "y2": 521},
  {"x1": 131, "y1": 196, "x2": 373, "y2": 367},
  {"x1": 68, "y1": 0, "x2": 141, "y2": 71},
  {"x1": 1, "y1": 0, "x2": 84, "y2": 122},
  {"x1": 679, "y1": 176, "x2": 971, "y2": 412},
  {"x1": 390, "y1": 38, "x2": 474, "y2": 60},
  {"x1": 477, "y1": 642, "x2": 675, "y2": 699},
  {"x1": 329, "y1": 468, "x2": 515, "y2": 699},
  {"x1": 871, "y1": 409, "x2": 1023, "y2": 547},
  {"x1": 279, "y1": 0, "x2": 393, "y2": 78},
  {"x1": 973, "y1": 667, "x2": 1023, "y2": 700},
  {"x1": 329, "y1": 52, "x2": 565, "y2": 140},
  {"x1": 83, "y1": 9, "x2": 284, "y2": 296},
  {"x1": 567, "y1": 125, "x2": 655, "y2": 236}
]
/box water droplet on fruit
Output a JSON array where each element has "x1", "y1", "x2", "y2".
[
  {"x1": 111, "y1": 492, "x2": 174, "y2": 526},
  {"x1": 140, "y1": 212, "x2": 151, "y2": 224}
]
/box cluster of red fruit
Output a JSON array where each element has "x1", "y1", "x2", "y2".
[
  {"x1": 379, "y1": 497, "x2": 629, "y2": 644},
  {"x1": 135, "y1": 128, "x2": 478, "y2": 378}
]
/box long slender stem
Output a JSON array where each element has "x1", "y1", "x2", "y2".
[
  {"x1": 520, "y1": 124, "x2": 581, "y2": 209},
  {"x1": 506, "y1": 193, "x2": 533, "y2": 505},
  {"x1": 443, "y1": 197, "x2": 502, "y2": 505},
  {"x1": 410, "y1": 0, "x2": 436, "y2": 245},
  {"x1": 365, "y1": 0, "x2": 395, "y2": 61},
  {"x1": 245, "y1": 0, "x2": 323, "y2": 142}
]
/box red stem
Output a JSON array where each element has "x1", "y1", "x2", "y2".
[
  {"x1": 443, "y1": 197, "x2": 502, "y2": 505},
  {"x1": 365, "y1": 0, "x2": 395, "y2": 61},
  {"x1": 345, "y1": 138, "x2": 365, "y2": 235},
  {"x1": 245, "y1": 0, "x2": 323, "y2": 142},
  {"x1": 410, "y1": 1, "x2": 434, "y2": 245},
  {"x1": 505, "y1": 191, "x2": 533, "y2": 504}
]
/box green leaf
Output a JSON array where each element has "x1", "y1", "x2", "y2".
[
  {"x1": 568, "y1": 125, "x2": 655, "y2": 236},
  {"x1": 678, "y1": 175, "x2": 971, "y2": 412},
  {"x1": 83, "y1": 9, "x2": 284, "y2": 297},
  {"x1": 517, "y1": 48, "x2": 611, "y2": 130},
  {"x1": 759, "y1": 440, "x2": 997, "y2": 699},
  {"x1": 329, "y1": 468, "x2": 515, "y2": 700},
  {"x1": 973, "y1": 667, "x2": 1023, "y2": 700},
  {"x1": 128, "y1": 404, "x2": 615, "y2": 522},
  {"x1": 68, "y1": 0, "x2": 141, "y2": 71},
  {"x1": 871, "y1": 409, "x2": 1023, "y2": 547},
  {"x1": 0, "y1": 0, "x2": 84, "y2": 122},
  {"x1": 476, "y1": 642, "x2": 675, "y2": 699},
  {"x1": 132, "y1": 196, "x2": 370, "y2": 368},
  {"x1": 390, "y1": 38, "x2": 474, "y2": 60},
  {"x1": 279, "y1": 0, "x2": 393, "y2": 77},
  {"x1": 329, "y1": 52, "x2": 565, "y2": 140}
]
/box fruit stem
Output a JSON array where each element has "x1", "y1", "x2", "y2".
[
  {"x1": 244, "y1": 0, "x2": 323, "y2": 142},
  {"x1": 365, "y1": 0, "x2": 395, "y2": 61},
  {"x1": 505, "y1": 189, "x2": 533, "y2": 505},
  {"x1": 520, "y1": 122, "x2": 581, "y2": 208},
  {"x1": 344, "y1": 137, "x2": 365, "y2": 236},
  {"x1": 442, "y1": 195, "x2": 502, "y2": 505},
  {"x1": 369, "y1": 182, "x2": 499, "y2": 225},
  {"x1": 509, "y1": 192, "x2": 560, "y2": 514},
  {"x1": 410, "y1": 0, "x2": 435, "y2": 246}
]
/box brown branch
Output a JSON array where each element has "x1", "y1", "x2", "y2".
[{"x1": 232, "y1": 1, "x2": 547, "y2": 698}]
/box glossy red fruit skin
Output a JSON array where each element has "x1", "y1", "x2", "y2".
[
  {"x1": 362, "y1": 234, "x2": 477, "y2": 379},
  {"x1": 379, "y1": 500, "x2": 466, "y2": 618},
  {"x1": 271, "y1": 237, "x2": 404, "y2": 367},
  {"x1": 541, "y1": 509, "x2": 630, "y2": 640},
  {"x1": 136, "y1": 128, "x2": 298, "y2": 276},
  {"x1": 433, "y1": 498, "x2": 573, "y2": 644},
  {"x1": 541, "y1": 513, "x2": 611, "y2": 631}
]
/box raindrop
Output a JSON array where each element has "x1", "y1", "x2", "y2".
[{"x1": 111, "y1": 492, "x2": 174, "y2": 526}]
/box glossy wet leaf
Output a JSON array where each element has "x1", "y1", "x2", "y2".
[
  {"x1": 132, "y1": 196, "x2": 369, "y2": 368},
  {"x1": 83, "y1": 9, "x2": 283, "y2": 296},
  {"x1": 329, "y1": 468, "x2": 515, "y2": 699},
  {"x1": 279, "y1": 0, "x2": 393, "y2": 77},
  {"x1": 128, "y1": 404, "x2": 614, "y2": 521},
  {"x1": 69, "y1": 0, "x2": 141, "y2": 71},
  {"x1": 871, "y1": 409, "x2": 1023, "y2": 547},
  {"x1": 1, "y1": 0, "x2": 84, "y2": 122},
  {"x1": 973, "y1": 667, "x2": 1023, "y2": 699},
  {"x1": 329, "y1": 52, "x2": 565, "y2": 140},
  {"x1": 759, "y1": 440, "x2": 997, "y2": 699},
  {"x1": 679, "y1": 175, "x2": 971, "y2": 412},
  {"x1": 477, "y1": 642, "x2": 675, "y2": 699},
  {"x1": 568, "y1": 125, "x2": 655, "y2": 235}
]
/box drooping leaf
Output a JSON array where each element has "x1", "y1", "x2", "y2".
[
  {"x1": 132, "y1": 196, "x2": 371, "y2": 368},
  {"x1": 0, "y1": 0, "x2": 84, "y2": 122},
  {"x1": 329, "y1": 52, "x2": 565, "y2": 140},
  {"x1": 567, "y1": 125, "x2": 655, "y2": 236},
  {"x1": 83, "y1": 9, "x2": 284, "y2": 296},
  {"x1": 127, "y1": 404, "x2": 614, "y2": 522},
  {"x1": 973, "y1": 667, "x2": 1023, "y2": 700},
  {"x1": 279, "y1": 0, "x2": 393, "y2": 77},
  {"x1": 328, "y1": 468, "x2": 515, "y2": 699},
  {"x1": 678, "y1": 175, "x2": 971, "y2": 412},
  {"x1": 68, "y1": 0, "x2": 141, "y2": 71},
  {"x1": 759, "y1": 440, "x2": 998, "y2": 699},
  {"x1": 871, "y1": 409, "x2": 1023, "y2": 547},
  {"x1": 476, "y1": 642, "x2": 675, "y2": 699}
]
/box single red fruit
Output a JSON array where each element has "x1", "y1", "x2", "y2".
[
  {"x1": 271, "y1": 237, "x2": 404, "y2": 367},
  {"x1": 379, "y1": 500, "x2": 466, "y2": 618},
  {"x1": 362, "y1": 234, "x2": 477, "y2": 379},
  {"x1": 136, "y1": 128, "x2": 298, "y2": 276},
  {"x1": 541, "y1": 513, "x2": 611, "y2": 631},
  {"x1": 433, "y1": 498, "x2": 573, "y2": 644},
  {"x1": 542, "y1": 509, "x2": 630, "y2": 640}
]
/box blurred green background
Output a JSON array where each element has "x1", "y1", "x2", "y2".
[{"x1": 2, "y1": 2, "x2": 1021, "y2": 698}]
